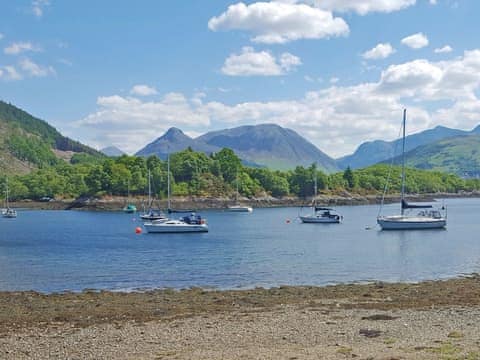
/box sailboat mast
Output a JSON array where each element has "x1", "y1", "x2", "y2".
[
  {"x1": 313, "y1": 172, "x2": 317, "y2": 207},
  {"x1": 167, "y1": 154, "x2": 171, "y2": 211},
  {"x1": 148, "y1": 169, "x2": 151, "y2": 206},
  {"x1": 235, "y1": 171, "x2": 239, "y2": 204},
  {"x1": 401, "y1": 109, "x2": 406, "y2": 216},
  {"x1": 5, "y1": 178, "x2": 9, "y2": 209}
]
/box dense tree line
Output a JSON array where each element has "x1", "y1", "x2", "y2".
[{"x1": 2, "y1": 147, "x2": 480, "y2": 201}]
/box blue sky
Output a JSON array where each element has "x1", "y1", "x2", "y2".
[{"x1": 1, "y1": 0, "x2": 479, "y2": 157}]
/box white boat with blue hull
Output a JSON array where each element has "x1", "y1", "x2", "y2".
[{"x1": 377, "y1": 109, "x2": 447, "y2": 230}]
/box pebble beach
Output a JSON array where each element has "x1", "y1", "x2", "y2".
[{"x1": 1, "y1": 275, "x2": 480, "y2": 359}]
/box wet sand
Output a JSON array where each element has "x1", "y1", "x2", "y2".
[{"x1": 1, "y1": 275, "x2": 480, "y2": 359}]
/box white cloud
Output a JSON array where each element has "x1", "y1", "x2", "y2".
[
  {"x1": 304, "y1": 75, "x2": 314, "y2": 82},
  {"x1": 32, "y1": 0, "x2": 50, "y2": 18},
  {"x1": 434, "y1": 45, "x2": 453, "y2": 54},
  {"x1": 401, "y1": 32, "x2": 429, "y2": 49},
  {"x1": 362, "y1": 42, "x2": 396, "y2": 60},
  {"x1": 221, "y1": 47, "x2": 301, "y2": 76},
  {"x1": 208, "y1": 2, "x2": 349, "y2": 44},
  {"x1": 330, "y1": 77, "x2": 339, "y2": 84},
  {"x1": 0, "y1": 65, "x2": 22, "y2": 81},
  {"x1": 19, "y1": 58, "x2": 55, "y2": 77},
  {"x1": 73, "y1": 93, "x2": 211, "y2": 153},
  {"x1": 130, "y1": 84, "x2": 158, "y2": 96},
  {"x1": 310, "y1": 0, "x2": 416, "y2": 15},
  {"x1": 4, "y1": 42, "x2": 40, "y2": 55},
  {"x1": 73, "y1": 50, "x2": 480, "y2": 157},
  {"x1": 429, "y1": 0, "x2": 437, "y2": 4},
  {"x1": 58, "y1": 58, "x2": 73, "y2": 66},
  {"x1": 0, "y1": 33, "x2": 4, "y2": 40}
]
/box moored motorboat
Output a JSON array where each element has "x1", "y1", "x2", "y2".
[
  {"x1": 227, "y1": 204, "x2": 253, "y2": 213},
  {"x1": 144, "y1": 213, "x2": 208, "y2": 233},
  {"x1": 2, "y1": 207, "x2": 17, "y2": 218}
]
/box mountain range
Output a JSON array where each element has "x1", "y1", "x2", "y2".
[
  {"x1": 2, "y1": 100, "x2": 480, "y2": 176},
  {"x1": 388, "y1": 134, "x2": 480, "y2": 177},
  {"x1": 101, "y1": 146, "x2": 125, "y2": 157},
  {"x1": 337, "y1": 125, "x2": 480, "y2": 170},
  {"x1": 136, "y1": 124, "x2": 339, "y2": 172}
]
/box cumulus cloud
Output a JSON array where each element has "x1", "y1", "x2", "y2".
[
  {"x1": 221, "y1": 47, "x2": 301, "y2": 76},
  {"x1": 434, "y1": 45, "x2": 453, "y2": 54},
  {"x1": 32, "y1": 0, "x2": 50, "y2": 18},
  {"x1": 19, "y1": 58, "x2": 55, "y2": 77},
  {"x1": 401, "y1": 32, "x2": 429, "y2": 49},
  {"x1": 4, "y1": 41, "x2": 40, "y2": 55},
  {"x1": 130, "y1": 84, "x2": 158, "y2": 96},
  {"x1": 362, "y1": 43, "x2": 396, "y2": 60},
  {"x1": 208, "y1": 2, "x2": 349, "y2": 44},
  {"x1": 310, "y1": 0, "x2": 416, "y2": 15},
  {"x1": 72, "y1": 50, "x2": 480, "y2": 157},
  {"x1": 0, "y1": 65, "x2": 22, "y2": 81}
]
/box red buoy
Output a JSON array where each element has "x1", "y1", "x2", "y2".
[{"x1": 135, "y1": 227, "x2": 142, "y2": 234}]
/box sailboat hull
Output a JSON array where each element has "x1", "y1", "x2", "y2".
[
  {"x1": 300, "y1": 215, "x2": 340, "y2": 223},
  {"x1": 227, "y1": 205, "x2": 252, "y2": 212},
  {"x1": 144, "y1": 220, "x2": 208, "y2": 233},
  {"x1": 377, "y1": 216, "x2": 446, "y2": 230}
]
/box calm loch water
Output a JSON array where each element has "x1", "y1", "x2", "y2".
[{"x1": 0, "y1": 198, "x2": 479, "y2": 293}]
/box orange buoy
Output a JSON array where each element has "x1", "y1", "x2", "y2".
[{"x1": 135, "y1": 227, "x2": 142, "y2": 234}]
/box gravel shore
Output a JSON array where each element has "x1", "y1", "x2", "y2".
[{"x1": 1, "y1": 276, "x2": 480, "y2": 359}]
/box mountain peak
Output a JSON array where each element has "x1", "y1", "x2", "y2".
[
  {"x1": 101, "y1": 146, "x2": 125, "y2": 157},
  {"x1": 163, "y1": 127, "x2": 189, "y2": 140}
]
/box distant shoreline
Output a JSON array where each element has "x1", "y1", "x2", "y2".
[{"x1": 10, "y1": 191, "x2": 480, "y2": 211}]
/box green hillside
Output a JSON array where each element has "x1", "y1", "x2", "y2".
[
  {"x1": 397, "y1": 134, "x2": 480, "y2": 177},
  {"x1": 0, "y1": 100, "x2": 104, "y2": 175}
]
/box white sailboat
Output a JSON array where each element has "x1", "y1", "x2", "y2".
[
  {"x1": 140, "y1": 169, "x2": 168, "y2": 221},
  {"x1": 377, "y1": 109, "x2": 447, "y2": 230},
  {"x1": 143, "y1": 154, "x2": 208, "y2": 233},
  {"x1": 2, "y1": 178, "x2": 17, "y2": 218},
  {"x1": 227, "y1": 172, "x2": 252, "y2": 213},
  {"x1": 299, "y1": 172, "x2": 341, "y2": 224}
]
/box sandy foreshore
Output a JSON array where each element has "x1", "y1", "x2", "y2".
[{"x1": 1, "y1": 276, "x2": 480, "y2": 359}]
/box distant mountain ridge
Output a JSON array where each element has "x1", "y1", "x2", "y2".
[
  {"x1": 101, "y1": 146, "x2": 126, "y2": 157},
  {"x1": 338, "y1": 125, "x2": 472, "y2": 169},
  {"x1": 136, "y1": 127, "x2": 218, "y2": 159},
  {"x1": 387, "y1": 134, "x2": 480, "y2": 177},
  {"x1": 136, "y1": 124, "x2": 339, "y2": 172}
]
